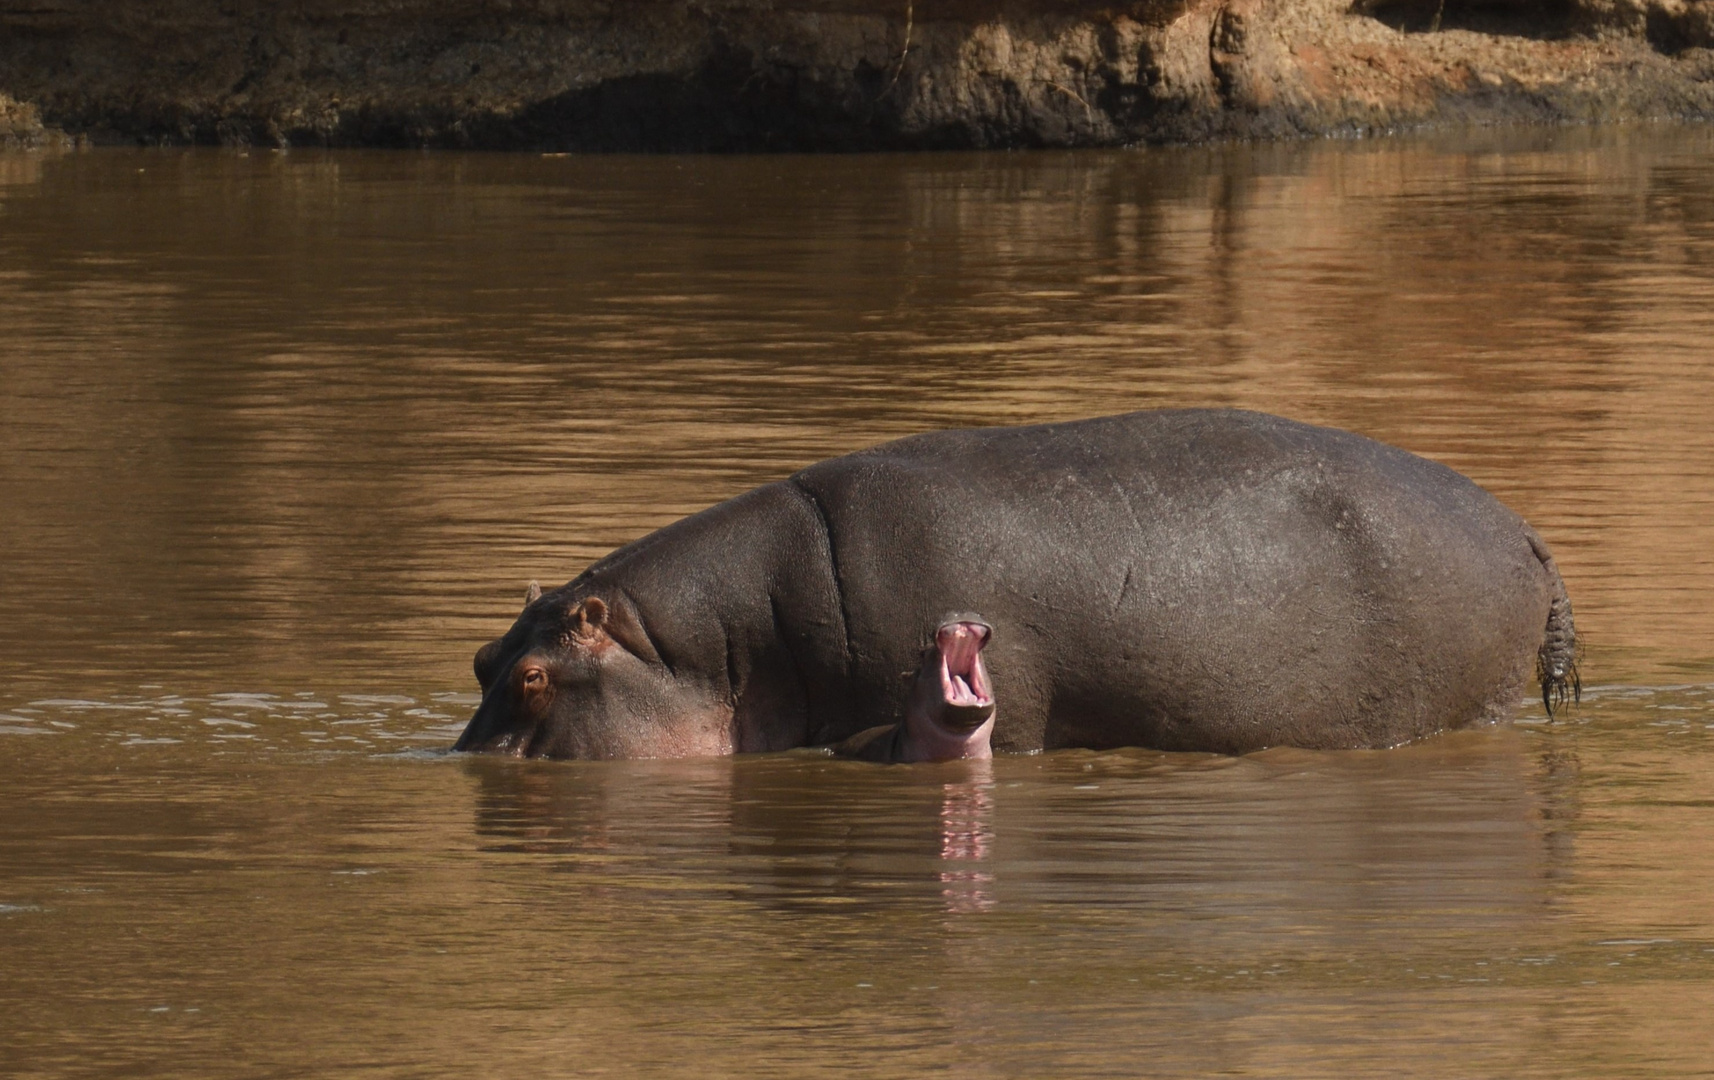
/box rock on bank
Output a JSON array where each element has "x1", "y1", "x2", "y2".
[
  {"x1": 1, "y1": 0, "x2": 1712, "y2": 149},
  {"x1": 0, "y1": 91, "x2": 56, "y2": 148}
]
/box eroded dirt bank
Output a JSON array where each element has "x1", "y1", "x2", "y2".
[{"x1": 1, "y1": 0, "x2": 1712, "y2": 149}]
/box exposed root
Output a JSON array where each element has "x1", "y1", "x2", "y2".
[
  {"x1": 1044, "y1": 81, "x2": 1094, "y2": 122},
  {"x1": 879, "y1": 0, "x2": 913, "y2": 101}
]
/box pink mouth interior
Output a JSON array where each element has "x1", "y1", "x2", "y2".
[{"x1": 938, "y1": 622, "x2": 993, "y2": 707}]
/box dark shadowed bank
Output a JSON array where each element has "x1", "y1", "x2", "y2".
[{"x1": 1, "y1": 0, "x2": 1712, "y2": 150}]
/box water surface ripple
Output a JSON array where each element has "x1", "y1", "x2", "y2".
[{"x1": 3, "y1": 128, "x2": 1714, "y2": 1077}]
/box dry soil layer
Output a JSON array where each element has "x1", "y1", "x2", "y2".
[{"x1": 1, "y1": 0, "x2": 1712, "y2": 148}]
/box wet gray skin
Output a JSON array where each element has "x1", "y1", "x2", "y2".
[{"x1": 454, "y1": 409, "x2": 1578, "y2": 761}]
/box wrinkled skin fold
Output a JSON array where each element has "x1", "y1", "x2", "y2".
[{"x1": 454, "y1": 408, "x2": 1578, "y2": 760}]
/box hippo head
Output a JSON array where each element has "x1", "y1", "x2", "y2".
[
  {"x1": 453, "y1": 583, "x2": 733, "y2": 759},
  {"x1": 899, "y1": 619, "x2": 996, "y2": 762}
]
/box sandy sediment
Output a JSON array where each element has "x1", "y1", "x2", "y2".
[{"x1": 0, "y1": 0, "x2": 1711, "y2": 149}]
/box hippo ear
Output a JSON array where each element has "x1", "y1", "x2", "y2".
[
  {"x1": 523, "y1": 580, "x2": 542, "y2": 610},
  {"x1": 570, "y1": 596, "x2": 661, "y2": 664},
  {"x1": 570, "y1": 597, "x2": 608, "y2": 641},
  {"x1": 600, "y1": 598, "x2": 662, "y2": 664}
]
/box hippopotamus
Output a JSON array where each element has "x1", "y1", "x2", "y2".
[
  {"x1": 454, "y1": 408, "x2": 1577, "y2": 760},
  {"x1": 832, "y1": 618, "x2": 998, "y2": 762}
]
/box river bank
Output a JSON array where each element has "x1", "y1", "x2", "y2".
[
  {"x1": 10, "y1": 0, "x2": 1714, "y2": 150},
  {"x1": 0, "y1": 0, "x2": 1712, "y2": 149}
]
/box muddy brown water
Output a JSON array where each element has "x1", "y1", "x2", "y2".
[{"x1": 3, "y1": 127, "x2": 1714, "y2": 1077}]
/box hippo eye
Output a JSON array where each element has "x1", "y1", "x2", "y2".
[{"x1": 521, "y1": 668, "x2": 548, "y2": 692}]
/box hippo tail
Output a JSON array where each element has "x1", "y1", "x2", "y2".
[{"x1": 1527, "y1": 528, "x2": 1580, "y2": 717}]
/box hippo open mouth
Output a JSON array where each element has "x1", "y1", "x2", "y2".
[
  {"x1": 935, "y1": 620, "x2": 993, "y2": 732},
  {"x1": 827, "y1": 617, "x2": 997, "y2": 762}
]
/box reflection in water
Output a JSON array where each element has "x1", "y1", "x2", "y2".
[
  {"x1": 3, "y1": 128, "x2": 1714, "y2": 1076},
  {"x1": 10, "y1": 716, "x2": 1652, "y2": 1078},
  {"x1": 457, "y1": 732, "x2": 1555, "y2": 938},
  {"x1": 937, "y1": 763, "x2": 995, "y2": 914},
  {"x1": 465, "y1": 754, "x2": 1006, "y2": 916},
  {"x1": 1, "y1": 129, "x2": 1713, "y2": 694}
]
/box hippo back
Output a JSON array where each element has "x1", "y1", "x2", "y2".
[{"x1": 792, "y1": 409, "x2": 1552, "y2": 752}]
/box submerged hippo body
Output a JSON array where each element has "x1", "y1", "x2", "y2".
[{"x1": 455, "y1": 409, "x2": 1577, "y2": 759}]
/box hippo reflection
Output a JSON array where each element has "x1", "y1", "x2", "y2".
[
  {"x1": 454, "y1": 409, "x2": 1578, "y2": 760},
  {"x1": 460, "y1": 733, "x2": 1563, "y2": 927}
]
